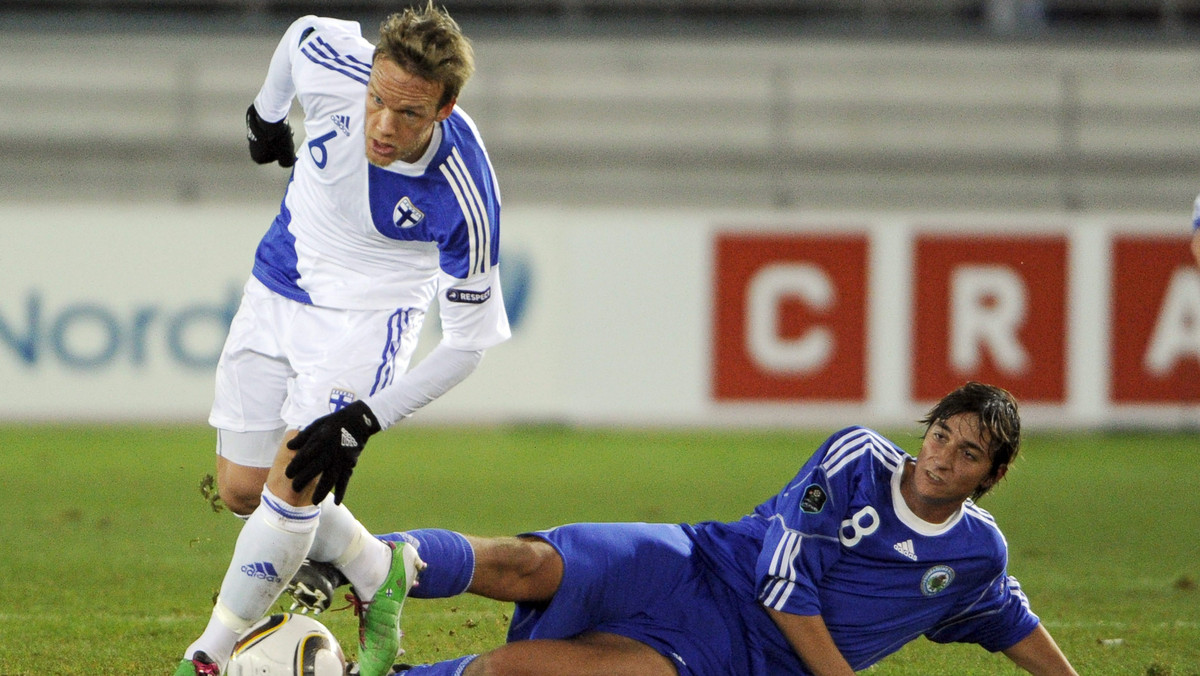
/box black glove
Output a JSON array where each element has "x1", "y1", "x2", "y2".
[
  {"x1": 245, "y1": 104, "x2": 296, "y2": 168},
  {"x1": 285, "y1": 400, "x2": 382, "y2": 505}
]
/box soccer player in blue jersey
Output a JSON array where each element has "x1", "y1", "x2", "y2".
[
  {"x1": 173, "y1": 5, "x2": 508, "y2": 676},
  {"x1": 303, "y1": 382, "x2": 1077, "y2": 675}
]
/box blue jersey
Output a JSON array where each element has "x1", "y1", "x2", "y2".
[
  {"x1": 249, "y1": 16, "x2": 509, "y2": 351},
  {"x1": 688, "y1": 426, "x2": 1040, "y2": 672}
]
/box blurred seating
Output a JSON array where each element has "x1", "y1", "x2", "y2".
[
  {"x1": 4, "y1": 0, "x2": 1199, "y2": 35},
  {"x1": 1, "y1": 4, "x2": 1198, "y2": 212}
]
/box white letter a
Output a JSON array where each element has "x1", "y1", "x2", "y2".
[{"x1": 1144, "y1": 268, "x2": 1200, "y2": 375}]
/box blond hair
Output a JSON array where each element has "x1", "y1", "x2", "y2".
[{"x1": 375, "y1": 2, "x2": 475, "y2": 108}]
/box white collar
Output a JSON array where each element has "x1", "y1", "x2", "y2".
[
  {"x1": 891, "y1": 458, "x2": 965, "y2": 536},
  {"x1": 378, "y1": 122, "x2": 443, "y2": 176}
]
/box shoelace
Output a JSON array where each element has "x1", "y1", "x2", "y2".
[
  {"x1": 330, "y1": 591, "x2": 359, "y2": 615},
  {"x1": 192, "y1": 658, "x2": 220, "y2": 676},
  {"x1": 346, "y1": 592, "x2": 406, "y2": 655},
  {"x1": 346, "y1": 592, "x2": 370, "y2": 646}
]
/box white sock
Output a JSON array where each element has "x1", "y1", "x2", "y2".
[
  {"x1": 186, "y1": 486, "x2": 320, "y2": 666},
  {"x1": 183, "y1": 599, "x2": 253, "y2": 671},
  {"x1": 308, "y1": 495, "x2": 391, "y2": 601},
  {"x1": 306, "y1": 494, "x2": 360, "y2": 563}
]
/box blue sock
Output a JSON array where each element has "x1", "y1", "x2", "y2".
[
  {"x1": 402, "y1": 655, "x2": 478, "y2": 676},
  {"x1": 377, "y1": 529, "x2": 474, "y2": 598}
]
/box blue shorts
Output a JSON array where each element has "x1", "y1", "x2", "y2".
[{"x1": 508, "y1": 522, "x2": 750, "y2": 676}]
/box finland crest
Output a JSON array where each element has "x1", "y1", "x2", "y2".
[
  {"x1": 329, "y1": 388, "x2": 357, "y2": 412},
  {"x1": 393, "y1": 196, "x2": 425, "y2": 228}
]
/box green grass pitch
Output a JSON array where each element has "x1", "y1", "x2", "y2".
[{"x1": 0, "y1": 423, "x2": 1196, "y2": 675}]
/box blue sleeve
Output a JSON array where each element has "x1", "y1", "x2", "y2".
[
  {"x1": 754, "y1": 426, "x2": 870, "y2": 616},
  {"x1": 925, "y1": 573, "x2": 1042, "y2": 652},
  {"x1": 436, "y1": 111, "x2": 501, "y2": 280}
]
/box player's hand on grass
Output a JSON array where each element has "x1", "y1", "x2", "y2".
[
  {"x1": 285, "y1": 400, "x2": 382, "y2": 505},
  {"x1": 246, "y1": 104, "x2": 296, "y2": 168}
]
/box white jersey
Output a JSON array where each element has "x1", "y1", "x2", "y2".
[{"x1": 251, "y1": 16, "x2": 509, "y2": 352}]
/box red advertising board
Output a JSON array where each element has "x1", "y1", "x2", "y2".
[
  {"x1": 712, "y1": 233, "x2": 867, "y2": 401},
  {"x1": 911, "y1": 234, "x2": 1068, "y2": 403},
  {"x1": 1110, "y1": 235, "x2": 1200, "y2": 402},
  {"x1": 710, "y1": 223, "x2": 1197, "y2": 420}
]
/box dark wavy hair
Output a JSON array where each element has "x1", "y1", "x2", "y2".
[{"x1": 919, "y1": 382, "x2": 1021, "y2": 500}]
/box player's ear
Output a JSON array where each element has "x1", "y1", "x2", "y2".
[
  {"x1": 436, "y1": 97, "x2": 457, "y2": 122},
  {"x1": 980, "y1": 463, "x2": 1008, "y2": 492}
]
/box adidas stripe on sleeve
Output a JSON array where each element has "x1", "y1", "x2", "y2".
[{"x1": 755, "y1": 427, "x2": 906, "y2": 615}]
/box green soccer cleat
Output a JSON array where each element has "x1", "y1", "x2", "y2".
[
  {"x1": 172, "y1": 651, "x2": 220, "y2": 676},
  {"x1": 355, "y1": 541, "x2": 424, "y2": 676}
]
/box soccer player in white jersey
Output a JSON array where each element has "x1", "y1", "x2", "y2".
[
  {"x1": 299, "y1": 382, "x2": 1077, "y2": 676},
  {"x1": 173, "y1": 5, "x2": 508, "y2": 676}
]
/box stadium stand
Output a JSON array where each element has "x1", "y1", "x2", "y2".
[{"x1": 1, "y1": 0, "x2": 1198, "y2": 211}]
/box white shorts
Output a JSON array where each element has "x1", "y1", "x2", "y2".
[{"x1": 210, "y1": 277, "x2": 423, "y2": 465}]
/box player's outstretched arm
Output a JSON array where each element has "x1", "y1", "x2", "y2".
[
  {"x1": 247, "y1": 17, "x2": 314, "y2": 168},
  {"x1": 362, "y1": 343, "x2": 484, "y2": 429},
  {"x1": 765, "y1": 607, "x2": 857, "y2": 676},
  {"x1": 1000, "y1": 624, "x2": 1079, "y2": 675}
]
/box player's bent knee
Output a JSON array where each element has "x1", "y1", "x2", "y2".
[
  {"x1": 506, "y1": 537, "x2": 564, "y2": 598},
  {"x1": 519, "y1": 536, "x2": 563, "y2": 587},
  {"x1": 467, "y1": 536, "x2": 563, "y2": 602},
  {"x1": 215, "y1": 428, "x2": 285, "y2": 514},
  {"x1": 217, "y1": 471, "x2": 269, "y2": 515},
  {"x1": 216, "y1": 458, "x2": 274, "y2": 517}
]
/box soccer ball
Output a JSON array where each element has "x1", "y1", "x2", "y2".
[{"x1": 226, "y1": 612, "x2": 346, "y2": 676}]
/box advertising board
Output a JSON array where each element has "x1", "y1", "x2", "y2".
[{"x1": 1, "y1": 204, "x2": 1195, "y2": 428}]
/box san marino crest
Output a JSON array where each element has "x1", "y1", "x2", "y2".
[
  {"x1": 921, "y1": 565, "x2": 955, "y2": 596},
  {"x1": 393, "y1": 196, "x2": 425, "y2": 228}
]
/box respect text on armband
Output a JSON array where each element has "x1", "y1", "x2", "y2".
[{"x1": 446, "y1": 287, "x2": 491, "y2": 304}]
